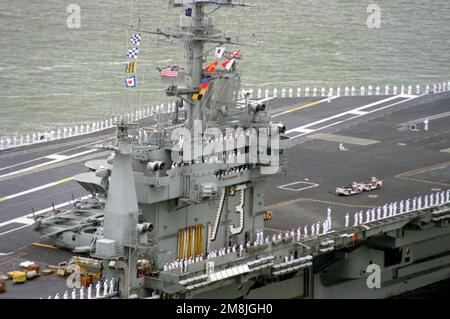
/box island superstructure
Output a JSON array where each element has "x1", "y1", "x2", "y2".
[{"x1": 0, "y1": 0, "x2": 448, "y2": 299}]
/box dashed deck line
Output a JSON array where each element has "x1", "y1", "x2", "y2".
[
  {"x1": 0, "y1": 251, "x2": 27, "y2": 267},
  {"x1": 265, "y1": 197, "x2": 374, "y2": 210},
  {"x1": 395, "y1": 176, "x2": 450, "y2": 187},
  {"x1": 307, "y1": 133, "x2": 379, "y2": 146},
  {"x1": 395, "y1": 160, "x2": 450, "y2": 187}
]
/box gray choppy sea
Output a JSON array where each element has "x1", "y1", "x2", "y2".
[{"x1": 0, "y1": 0, "x2": 449, "y2": 136}]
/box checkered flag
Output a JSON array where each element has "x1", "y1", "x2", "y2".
[
  {"x1": 127, "y1": 47, "x2": 139, "y2": 59},
  {"x1": 130, "y1": 33, "x2": 141, "y2": 46}
]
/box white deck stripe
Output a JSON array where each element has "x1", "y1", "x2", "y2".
[
  {"x1": 286, "y1": 95, "x2": 404, "y2": 133},
  {"x1": 347, "y1": 110, "x2": 368, "y2": 116},
  {"x1": 0, "y1": 149, "x2": 97, "y2": 179},
  {"x1": 255, "y1": 97, "x2": 275, "y2": 103},
  {"x1": 237, "y1": 97, "x2": 274, "y2": 107},
  {"x1": 45, "y1": 154, "x2": 69, "y2": 160},
  {"x1": 289, "y1": 128, "x2": 315, "y2": 134},
  {"x1": 0, "y1": 136, "x2": 113, "y2": 172},
  {"x1": 0, "y1": 177, "x2": 74, "y2": 203},
  {"x1": 287, "y1": 95, "x2": 420, "y2": 139},
  {"x1": 308, "y1": 133, "x2": 379, "y2": 146},
  {"x1": 272, "y1": 96, "x2": 340, "y2": 118}
]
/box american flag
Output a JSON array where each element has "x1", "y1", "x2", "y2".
[{"x1": 160, "y1": 65, "x2": 179, "y2": 78}]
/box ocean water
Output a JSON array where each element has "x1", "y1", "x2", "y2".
[{"x1": 0, "y1": 0, "x2": 449, "y2": 137}]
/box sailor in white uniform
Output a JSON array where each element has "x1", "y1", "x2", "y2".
[{"x1": 87, "y1": 285, "x2": 92, "y2": 299}]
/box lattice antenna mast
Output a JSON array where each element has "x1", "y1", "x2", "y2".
[{"x1": 131, "y1": 0, "x2": 258, "y2": 126}]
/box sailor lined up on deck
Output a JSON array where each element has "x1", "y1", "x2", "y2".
[{"x1": 424, "y1": 118, "x2": 429, "y2": 131}]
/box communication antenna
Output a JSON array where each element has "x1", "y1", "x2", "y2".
[
  {"x1": 130, "y1": 0, "x2": 260, "y2": 126},
  {"x1": 71, "y1": 193, "x2": 76, "y2": 206}
]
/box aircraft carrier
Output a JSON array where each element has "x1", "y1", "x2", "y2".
[
  {"x1": 1, "y1": 89, "x2": 449, "y2": 299},
  {"x1": 0, "y1": 0, "x2": 449, "y2": 299}
]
